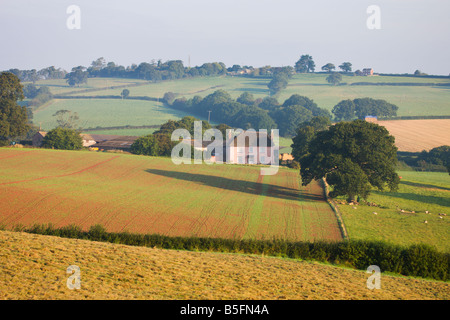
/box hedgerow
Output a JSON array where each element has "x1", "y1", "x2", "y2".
[{"x1": 17, "y1": 223, "x2": 450, "y2": 282}]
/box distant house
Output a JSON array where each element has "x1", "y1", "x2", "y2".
[
  {"x1": 80, "y1": 134, "x2": 96, "y2": 147},
  {"x1": 208, "y1": 131, "x2": 278, "y2": 165},
  {"x1": 365, "y1": 116, "x2": 378, "y2": 123},
  {"x1": 279, "y1": 153, "x2": 294, "y2": 165},
  {"x1": 32, "y1": 131, "x2": 47, "y2": 147},
  {"x1": 362, "y1": 68, "x2": 374, "y2": 76}
]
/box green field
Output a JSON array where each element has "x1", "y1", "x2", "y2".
[
  {"x1": 33, "y1": 99, "x2": 198, "y2": 131},
  {"x1": 83, "y1": 128, "x2": 158, "y2": 136},
  {"x1": 28, "y1": 78, "x2": 150, "y2": 95},
  {"x1": 338, "y1": 171, "x2": 450, "y2": 252},
  {"x1": 31, "y1": 74, "x2": 450, "y2": 132}
]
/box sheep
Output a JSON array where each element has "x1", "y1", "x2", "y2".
[
  {"x1": 424, "y1": 220, "x2": 428, "y2": 224},
  {"x1": 373, "y1": 212, "x2": 378, "y2": 215}
]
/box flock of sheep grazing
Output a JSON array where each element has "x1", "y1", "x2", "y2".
[
  {"x1": 345, "y1": 202, "x2": 447, "y2": 224},
  {"x1": 396, "y1": 209, "x2": 447, "y2": 224}
]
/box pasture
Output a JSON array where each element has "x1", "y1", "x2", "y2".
[
  {"x1": 32, "y1": 74, "x2": 450, "y2": 125},
  {"x1": 338, "y1": 171, "x2": 450, "y2": 252},
  {"x1": 0, "y1": 148, "x2": 342, "y2": 242},
  {"x1": 29, "y1": 78, "x2": 149, "y2": 95},
  {"x1": 32, "y1": 99, "x2": 197, "y2": 131},
  {"x1": 1, "y1": 230, "x2": 449, "y2": 300},
  {"x1": 82, "y1": 128, "x2": 158, "y2": 136}
]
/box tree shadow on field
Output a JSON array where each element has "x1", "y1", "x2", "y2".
[
  {"x1": 382, "y1": 192, "x2": 450, "y2": 208},
  {"x1": 234, "y1": 87, "x2": 269, "y2": 94},
  {"x1": 400, "y1": 180, "x2": 450, "y2": 192},
  {"x1": 145, "y1": 169, "x2": 324, "y2": 202}
]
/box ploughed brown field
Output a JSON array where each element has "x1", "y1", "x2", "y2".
[
  {"x1": 0, "y1": 148, "x2": 342, "y2": 242},
  {"x1": 378, "y1": 119, "x2": 450, "y2": 152}
]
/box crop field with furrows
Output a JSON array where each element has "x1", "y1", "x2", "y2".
[
  {"x1": 0, "y1": 148, "x2": 342, "y2": 242},
  {"x1": 377, "y1": 119, "x2": 450, "y2": 152},
  {"x1": 1, "y1": 230, "x2": 449, "y2": 300},
  {"x1": 337, "y1": 171, "x2": 450, "y2": 252}
]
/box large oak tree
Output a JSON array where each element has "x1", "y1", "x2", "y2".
[{"x1": 299, "y1": 120, "x2": 400, "y2": 201}]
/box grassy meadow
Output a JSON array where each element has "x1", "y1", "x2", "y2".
[
  {"x1": 337, "y1": 171, "x2": 450, "y2": 252},
  {"x1": 30, "y1": 74, "x2": 450, "y2": 133},
  {"x1": 33, "y1": 99, "x2": 197, "y2": 131},
  {"x1": 28, "y1": 78, "x2": 150, "y2": 95},
  {"x1": 82, "y1": 128, "x2": 158, "y2": 136}
]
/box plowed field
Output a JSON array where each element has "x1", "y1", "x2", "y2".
[
  {"x1": 378, "y1": 119, "x2": 450, "y2": 152},
  {"x1": 0, "y1": 148, "x2": 342, "y2": 242}
]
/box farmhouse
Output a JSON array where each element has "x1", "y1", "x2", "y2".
[
  {"x1": 208, "y1": 131, "x2": 278, "y2": 165},
  {"x1": 362, "y1": 68, "x2": 374, "y2": 76}
]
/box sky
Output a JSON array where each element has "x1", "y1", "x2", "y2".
[{"x1": 1, "y1": 0, "x2": 449, "y2": 75}]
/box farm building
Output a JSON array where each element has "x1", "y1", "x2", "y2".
[
  {"x1": 279, "y1": 153, "x2": 294, "y2": 165},
  {"x1": 91, "y1": 135, "x2": 139, "y2": 151},
  {"x1": 364, "y1": 116, "x2": 378, "y2": 123},
  {"x1": 182, "y1": 139, "x2": 215, "y2": 152},
  {"x1": 32, "y1": 131, "x2": 47, "y2": 147},
  {"x1": 80, "y1": 134, "x2": 96, "y2": 147},
  {"x1": 362, "y1": 68, "x2": 374, "y2": 76},
  {"x1": 208, "y1": 131, "x2": 278, "y2": 165}
]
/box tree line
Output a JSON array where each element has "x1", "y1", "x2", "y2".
[
  {"x1": 165, "y1": 90, "x2": 332, "y2": 137},
  {"x1": 332, "y1": 98, "x2": 399, "y2": 121}
]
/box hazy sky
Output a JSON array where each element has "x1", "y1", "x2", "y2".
[{"x1": 1, "y1": 0, "x2": 449, "y2": 75}]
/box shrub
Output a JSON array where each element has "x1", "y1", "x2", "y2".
[{"x1": 42, "y1": 128, "x2": 83, "y2": 150}]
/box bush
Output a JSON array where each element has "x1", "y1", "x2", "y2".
[
  {"x1": 130, "y1": 134, "x2": 160, "y2": 156},
  {"x1": 41, "y1": 128, "x2": 83, "y2": 150}
]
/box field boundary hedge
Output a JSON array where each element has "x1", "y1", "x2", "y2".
[
  {"x1": 82, "y1": 124, "x2": 161, "y2": 132},
  {"x1": 53, "y1": 95, "x2": 159, "y2": 101},
  {"x1": 350, "y1": 82, "x2": 450, "y2": 87},
  {"x1": 55, "y1": 81, "x2": 153, "y2": 96},
  {"x1": 7, "y1": 223, "x2": 450, "y2": 282},
  {"x1": 322, "y1": 178, "x2": 349, "y2": 240}
]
